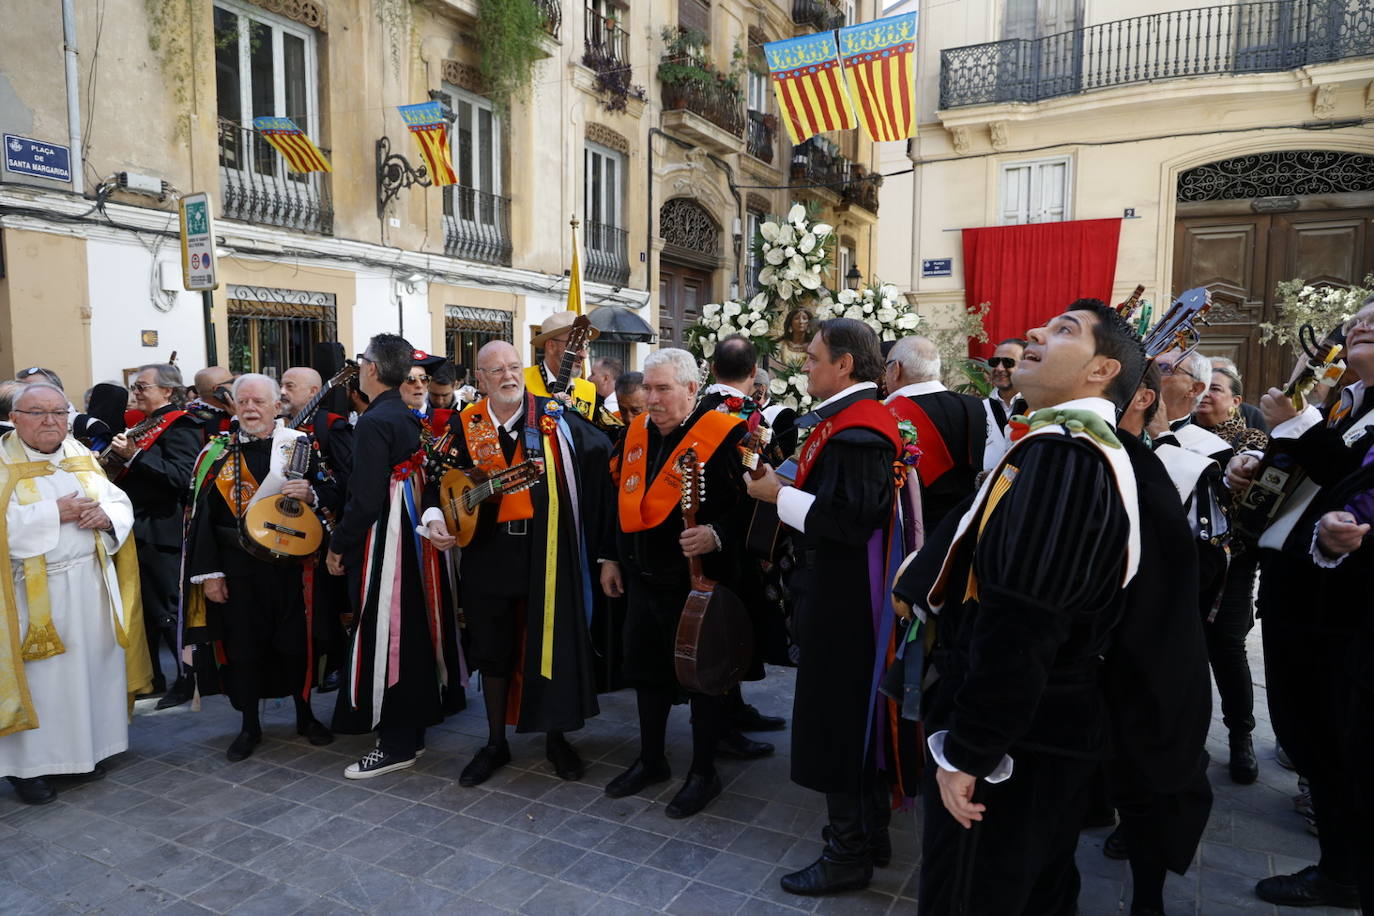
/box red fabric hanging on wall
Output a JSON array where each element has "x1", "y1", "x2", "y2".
[{"x1": 961, "y1": 218, "x2": 1122, "y2": 359}]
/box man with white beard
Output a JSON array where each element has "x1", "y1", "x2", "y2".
[{"x1": 0, "y1": 383, "x2": 151, "y2": 804}]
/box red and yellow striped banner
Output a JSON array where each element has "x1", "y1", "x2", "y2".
[
  {"x1": 398, "y1": 102, "x2": 458, "y2": 187},
  {"x1": 251, "y1": 117, "x2": 331, "y2": 173},
  {"x1": 764, "y1": 32, "x2": 855, "y2": 145},
  {"x1": 839, "y1": 14, "x2": 917, "y2": 143}
]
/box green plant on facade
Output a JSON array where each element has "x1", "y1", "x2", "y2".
[
  {"x1": 658, "y1": 27, "x2": 745, "y2": 96},
  {"x1": 476, "y1": 0, "x2": 546, "y2": 111},
  {"x1": 1261, "y1": 275, "x2": 1374, "y2": 350},
  {"x1": 930, "y1": 301, "x2": 992, "y2": 391},
  {"x1": 145, "y1": 0, "x2": 197, "y2": 141}
]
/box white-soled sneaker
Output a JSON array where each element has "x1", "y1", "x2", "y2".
[{"x1": 344, "y1": 746, "x2": 416, "y2": 780}]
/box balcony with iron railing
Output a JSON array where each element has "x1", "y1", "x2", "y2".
[
  {"x1": 660, "y1": 54, "x2": 747, "y2": 149},
  {"x1": 533, "y1": 0, "x2": 562, "y2": 39},
  {"x1": 217, "y1": 119, "x2": 334, "y2": 235},
  {"x1": 792, "y1": 0, "x2": 846, "y2": 32},
  {"x1": 746, "y1": 110, "x2": 777, "y2": 164},
  {"x1": 841, "y1": 167, "x2": 881, "y2": 214},
  {"x1": 790, "y1": 137, "x2": 850, "y2": 198},
  {"x1": 443, "y1": 186, "x2": 513, "y2": 267},
  {"x1": 585, "y1": 6, "x2": 629, "y2": 69},
  {"x1": 940, "y1": 0, "x2": 1374, "y2": 109},
  {"x1": 585, "y1": 220, "x2": 631, "y2": 286}
]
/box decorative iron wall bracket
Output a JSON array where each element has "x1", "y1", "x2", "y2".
[{"x1": 376, "y1": 136, "x2": 431, "y2": 218}]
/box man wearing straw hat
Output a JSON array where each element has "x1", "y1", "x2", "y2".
[{"x1": 525, "y1": 310, "x2": 600, "y2": 422}]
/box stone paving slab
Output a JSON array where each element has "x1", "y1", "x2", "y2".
[{"x1": 0, "y1": 624, "x2": 1357, "y2": 914}]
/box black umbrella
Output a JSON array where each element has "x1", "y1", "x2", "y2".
[{"x1": 588, "y1": 306, "x2": 655, "y2": 343}]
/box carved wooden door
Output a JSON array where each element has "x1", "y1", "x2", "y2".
[
  {"x1": 658, "y1": 261, "x2": 712, "y2": 348},
  {"x1": 1173, "y1": 208, "x2": 1374, "y2": 389}
]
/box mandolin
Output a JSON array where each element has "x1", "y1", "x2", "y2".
[
  {"x1": 673, "y1": 447, "x2": 754, "y2": 695},
  {"x1": 288, "y1": 360, "x2": 359, "y2": 429},
  {"x1": 439, "y1": 459, "x2": 544, "y2": 547},
  {"x1": 549, "y1": 315, "x2": 593, "y2": 395},
  {"x1": 240, "y1": 437, "x2": 325, "y2": 562}
]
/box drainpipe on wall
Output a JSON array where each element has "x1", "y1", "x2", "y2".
[{"x1": 61, "y1": 0, "x2": 85, "y2": 196}]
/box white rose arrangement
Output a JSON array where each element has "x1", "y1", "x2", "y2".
[{"x1": 814, "y1": 279, "x2": 921, "y2": 342}]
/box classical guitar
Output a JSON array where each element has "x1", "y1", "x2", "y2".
[
  {"x1": 287, "y1": 360, "x2": 359, "y2": 429},
  {"x1": 439, "y1": 459, "x2": 544, "y2": 547},
  {"x1": 240, "y1": 436, "x2": 325, "y2": 562},
  {"x1": 673, "y1": 448, "x2": 754, "y2": 695},
  {"x1": 549, "y1": 315, "x2": 593, "y2": 395},
  {"x1": 741, "y1": 424, "x2": 785, "y2": 561}
]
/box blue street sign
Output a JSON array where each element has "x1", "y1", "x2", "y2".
[
  {"x1": 4, "y1": 134, "x2": 72, "y2": 183},
  {"x1": 922, "y1": 258, "x2": 952, "y2": 277}
]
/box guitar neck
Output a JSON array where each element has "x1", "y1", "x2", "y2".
[
  {"x1": 683, "y1": 506, "x2": 708, "y2": 587},
  {"x1": 551, "y1": 354, "x2": 577, "y2": 395},
  {"x1": 289, "y1": 382, "x2": 336, "y2": 429}
]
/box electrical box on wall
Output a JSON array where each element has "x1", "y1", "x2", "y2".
[{"x1": 158, "y1": 261, "x2": 181, "y2": 292}]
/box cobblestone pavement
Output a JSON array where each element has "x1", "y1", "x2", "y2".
[{"x1": 0, "y1": 625, "x2": 1358, "y2": 915}]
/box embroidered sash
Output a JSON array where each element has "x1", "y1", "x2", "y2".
[
  {"x1": 615, "y1": 411, "x2": 743, "y2": 533},
  {"x1": 457, "y1": 400, "x2": 535, "y2": 522},
  {"x1": 794, "y1": 399, "x2": 902, "y2": 489},
  {"x1": 524, "y1": 366, "x2": 597, "y2": 420}
]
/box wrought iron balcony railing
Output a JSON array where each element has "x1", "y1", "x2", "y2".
[
  {"x1": 585, "y1": 220, "x2": 631, "y2": 286},
  {"x1": 533, "y1": 0, "x2": 561, "y2": 39},
  {"x1": 941, "y1": 0, "x2": 1374, "y2": 109},
  {"x1": 792, "y1": 0, "x2": 846, "y2": 31},
  {"x1": 585, "y1": 6, "x2": 630, "y2": 69},
  {"x1": 443, "y1": 187, "x2": 513, "y2": 267},
  {"x1": 790, "y1": 137, "x2": 850, "y2": 191},
  {"x1": 746, "y1": 110, "x2": 776, "y2": 164},
  {"x1": 217, "y1": 119, "x2": 333, "y2": 235},
  {"x1": 841, "y1": 169, "x2": 881, "y2": 214},
  {"x1": 660, "y1": 56, "x2": 747, "y2": 138}
]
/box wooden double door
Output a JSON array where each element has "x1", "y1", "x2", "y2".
[
  {"x1": 658, "y1": 260, "x2": 714, "y2": 348},
  {"x1": 1173, "y1": 206, "x2": 1374, "y2": 389}
]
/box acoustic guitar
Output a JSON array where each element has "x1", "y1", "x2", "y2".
[
  {"x1": 549, "y1": 315, "x2": 593, "y2": 396},
  {"x1": 439, "y1": 459, "x2": 544, "y2": 547},
  {"x1": 287, "y1": 360, "x2": 359, "y2": 429},
  {"x1": 240, "y1": 436, "x2": 325, "y2": 562},
  {"x1": 673, "y1": 447, "x2": 754, "y2": 695}
]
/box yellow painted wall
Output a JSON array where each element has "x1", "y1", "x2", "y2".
[{"x1": 0, "y1": 230, "x2": 92, "y2": 394}]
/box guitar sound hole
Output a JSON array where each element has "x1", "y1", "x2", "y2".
[{"x1": 279, "y1": 499, "x2": 302, "y2": 518}]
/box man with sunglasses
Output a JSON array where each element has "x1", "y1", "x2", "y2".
[{"x1": 983, "y1": 339, "x2": 1027, "y2": 468}]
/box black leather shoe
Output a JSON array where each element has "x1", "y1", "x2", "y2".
[
  {"x1": 546, "y1": 734, "x2": 584, "y2": 781},
  {"x1": 735, "y1": 703, "x2": 786, "y2": 732},
  {"x1": 780, "y1": 853, "x2": 873, "y2": 896},
  {"x1": 297, "y1": 718, "x2": 334, "y2": 747},
  {"x1": 459, "y1": 742, "x2": 510, "y2": 787},
  {"x1": 605, "y1": 758, "x2": 672, "y2": 799},
  {"x1": 1228, "y1": 732, "x2": 1258, "y2": 785},
  {"x1": 1255, "y1": 866, "x2": 1359, "y2": 908},
  {"x1": 823, "y1": 825, "x2": 891, "y2": 867},
  {"x1": 717, "y1": 730, "x2": 774, "y2": 760},
  {"x1": 6, "y1": 776, "x2": 56, "y2": 805},
  {"x1": 155, "y1": 674, "x2": 195, "y2": 711},
  {"x1": 665, "y1": 771, "x2": 722, "y2": 819},
  {"x1": 226, "y1": 730, "x2": 262, "y2": 762},
  {"x1": 1104, "y1": 826, "x2": 1129, "y2": 860}
]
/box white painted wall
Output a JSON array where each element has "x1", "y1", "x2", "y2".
[
  {"x1": 351, "y1": 272, "x2": 433, "y2": 357},
  {"x1": 86, "y1": 237, "x2": 208, "y2": 386}
]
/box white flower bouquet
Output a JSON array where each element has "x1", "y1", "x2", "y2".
[{"x1": 814, "y1": 278, "x2": 921, "y2": 342}]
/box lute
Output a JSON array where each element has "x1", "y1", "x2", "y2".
[
  {"x1": 240, "y1": 437, "x2": 325, "y2": 562},
  {"x1": 439, "y1": 459, "x2": 544, "y2": 547},
  {"x1": 672, "y1": 447, "x2": 754, "y2": 695}
]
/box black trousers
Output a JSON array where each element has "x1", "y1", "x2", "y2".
[
  {"x1": 1261, "y1": 611, "x2": 1358, "y2": 884},
  {"x1": 1205, "y1": 555, "x2": 1257, "y2": 735},
  {"x1": 1348, "y1": 686, "x2": 1374, "y2": 912},
  {"x1": 919, "y1": 751, "x2": 1096, "y2": 916}
]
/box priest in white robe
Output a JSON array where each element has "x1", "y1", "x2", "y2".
[{"x1": 0, "y1": 382, "x2": 151, "y2": 805}]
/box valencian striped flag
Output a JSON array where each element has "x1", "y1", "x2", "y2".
[
  {"x1": 764, "y1": 31, "x2": 855, "y2": 145},
  {"x1": 839, "y1": 13, "x2": 917, "y2": 142},
  {"x1": 250, "y1": 116, "x2": 331, "y2": 173},
  {"x1": 397, "y1": 101, "x2": 458, "y2": 186}
]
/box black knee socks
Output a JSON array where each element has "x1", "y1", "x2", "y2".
[
  {"x1": 688, "y1": 695, "x2": 722, "y2": 778},
  {"x1": 482, "y1": 675, "x2": 509, "y2": 747},
  {"x1": 636, "y1": 686, "x2": 672, "y2": 767}
]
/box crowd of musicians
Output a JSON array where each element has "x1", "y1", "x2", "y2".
[{"x1": 1, "y1": 292, "x2": 1371, "y2": 914}]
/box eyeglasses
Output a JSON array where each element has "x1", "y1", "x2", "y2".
[
  {"x1": 478, "y1": 364, "x2": 523, "y2": 376},
  {"x1": 1156, "y1": 362, "x2": 1178, "y2": 376},
  {"x1": 128, "y1": 382, "x2": 155, "y2": 392},
  {"x1": 12, "y1": 409, "x2": 67, "y2": 421},
  {"x1": 404, "y1": 375, "x2": 430, "y2": 385},
  {"x1": 987, "y1": 357, "x2": 1017, "y2": 369},
  {"x1": 1342, "y1": 313, "x2": 1374, "y2": 335},
  {"x1": 356, "y1": 354, "x2": 373, "y2": 365}
]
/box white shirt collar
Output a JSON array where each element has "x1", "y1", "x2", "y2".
[
  {"x1": 487, "y1": 400, "x2": 521, "y2": 434},
  {"x1": 706, "y1": 382, "x2": 749, "y2": 399},
  {"x1": 885, "y1": 380, "x2": 945, "y2": 403},
  {"x1": 1036, "y1": 396, "x2": 1119, "y2": 428},
  {"x1": 1341, "y1": 379, "x2": 1368, "y2": 413},
  {"x1": 815, "y1": 381, "x2": 878, "y2": 411}
]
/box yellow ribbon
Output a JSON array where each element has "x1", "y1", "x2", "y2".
[{"x1": 540, "y1": 430, "x2": 559, "y2": 680}]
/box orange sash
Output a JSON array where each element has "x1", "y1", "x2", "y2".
[
  {"x1": 615, "y1": 411, "x2": 743, "y2": 533},
  {"x1": 458, "y1": 400, "x2": 534, "y2": 522},
  {"x1": 214, "y1": 449, "x2": 261, "y2": 517}
]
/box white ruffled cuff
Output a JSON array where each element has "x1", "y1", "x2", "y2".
[{"x1": 927, "y1": 730, "x2": 1015, "y2": 784}]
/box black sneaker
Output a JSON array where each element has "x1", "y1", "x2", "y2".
[{"x1": 344, "y1": 746, "x2": 416, "y2": 780}]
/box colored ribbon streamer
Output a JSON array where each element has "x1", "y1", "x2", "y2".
[
  {"x1": 540, "y1": 427, "x2": 561, "y2": 680},
  {"x1": 838, "y1": 13, "x2": 917, "y2": 142},
  {"x1": 764, "y1": 31, "x2": 856, "y2": 144},
  {"x1": 397, "y1": 102, "x2": 458, "y2": 186},
  {"x1": 251, "y1": 116, "x2": 332, "y2": 173}
]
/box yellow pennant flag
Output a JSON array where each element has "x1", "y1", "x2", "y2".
[{"x1": 568, "y1": 219, "x2": 583, "y2": 316}]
